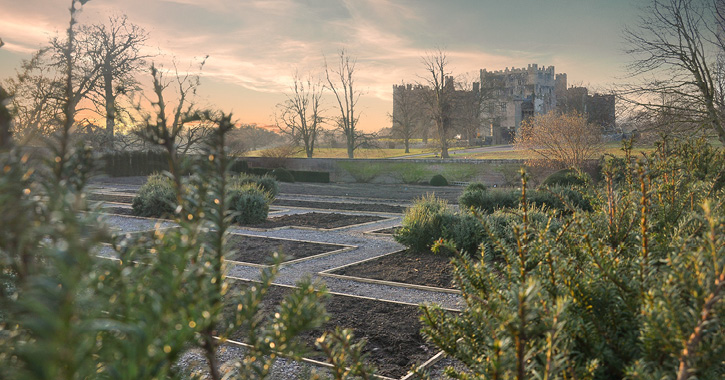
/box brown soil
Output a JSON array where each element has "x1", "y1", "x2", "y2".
[
  {"x1": 333, "y1": 250, "x2": 456, "y2": 289},
  {"x1": 274, "y1": 199, "x2": 405, "y2": 213},
  {"x1": 254, "y1": 212, "x2": 385, "y2": 229},
  {"x1": 225, "y1": 282, "x2": 436, "y2": 378},
  {"x1": 226, "y1": 234, "x2": 345, "y2": 265},
  {"x1": 368, "y1": 226, "x2": 401, "y2": 235}
]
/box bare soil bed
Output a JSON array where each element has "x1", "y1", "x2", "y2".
[
  {"x1": 224, "y1": 281, "x2": 436, "y2": 378},
  {"x1": 368, "y1": 226, "x2": 402, "y2": 236},
  {"x1": 255, "y1": 212, "x2": 385, "y2": 229},
  {"x1": 332, "y1": 250, "x2": 456, "y2": 290},
  {"x1": 89, "y1": 193, "x2": 134, "y2": 203},
  {"x1": 226, "y1": 234, "x2": 345, "y2": 265},
  {"x1": 274, "y1": 199, "x2": 405, "y2": 213}
]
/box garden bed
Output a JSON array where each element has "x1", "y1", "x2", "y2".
[
  {"x1": 326, "y1": 250, "x2": 456, "y2": 290},
  {"x1": 274, "y1": 199, "x2": 405, "y2": 213},
  {"x1": 225, "y1": 233, "x2": 350, "y2": 265},
  {"x1": 253, "y1": 212, "x2": 386, "y2": 230},
  {"x1": 224, "y1": 281, "x2": 439, "y2": 379}
]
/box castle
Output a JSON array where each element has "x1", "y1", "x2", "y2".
[{"x1": 392, "y1": 64, "x2": 615, "y2": 145}]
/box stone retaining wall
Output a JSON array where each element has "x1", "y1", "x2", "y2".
[{"x1": 242, "y1": 157, "x2": 559, "y2": 186}]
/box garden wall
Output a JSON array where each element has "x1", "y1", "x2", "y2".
[{"x1": 242, "y1": 157, "x2": 558, "y2": 187}]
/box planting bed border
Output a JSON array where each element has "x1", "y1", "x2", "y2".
[
  {"x1": 319, "y1": 250, "x2": 461, "y2": 295},
  {"x1": 363, "y1": 225, "x2": 401, "y2": 236},
  {"x1": 224, "y1": 231, "x2": 357, "y2": 268},
  {"x1": 241, "y1": 213, "x2": 397, "y2": 232},
  {"x1": 224, "y1": 276, "x2": 458, "y2": 379}
]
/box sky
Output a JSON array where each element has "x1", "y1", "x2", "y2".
[{"x1": 0, "y1": 0, "x2": 642, "y2": 132}]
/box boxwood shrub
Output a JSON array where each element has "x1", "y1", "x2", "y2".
[
  {"x1": 429, "y1": 174, "x2": 449, "y2": 186},
  {"x1": 131, "y1": 173, "x2": 177, "y2": 217},
  {"x1": 228, "y1": 183, "x2": 269, "y2": 224}
]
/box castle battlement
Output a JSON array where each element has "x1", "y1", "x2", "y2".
[{"x1": 482, "y1": 64, "x2": 555, "y2": 76}]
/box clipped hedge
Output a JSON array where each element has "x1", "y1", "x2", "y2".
[
  {"x1": 270, "y1": 168, "x2": 295, "y2": 183},
  {"x1": 429, "y1": 174, "x2": 449, "y2": 186},
  {"x1": 104, "y1": 151, "x2": 168, "y2": 177},
  {"x1": 541, "y1": 168, "x2": 587, "y2": 187},
  {"x1": 459, "y1": 185, "x2": 591, "y2": 215}
]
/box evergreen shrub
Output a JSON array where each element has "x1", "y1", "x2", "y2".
[
  {"x1": 541, "y1": 168, "x2": 587, "y2": 187},
  {"x1": 429, "y1": 174, "x2": 449, "y2": 186},
  {"x1": 228, "y1": 183, "x2": 269, "y2": 224},
  {"x1": 271, "y1": 167, "x2": 295, "y2": 182},
  {"x1": 394, "y1": 194, "x2": 452, "y2": 252},
  {"x1": 131, "y1": 173, "x2": 176, "y2": 217}
]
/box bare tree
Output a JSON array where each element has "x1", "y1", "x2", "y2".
[
  {"x1": 420, "y1": 49, "x2": 454, "y2": 158},
  {"x1": 135, "y1": 61, "x2": 204, "y2": 168},
  {"x1": 276, "y1": 72, "x2": 324, "y2": 158},
  {"x1": 78, "y1": 15, "x2": 149, "y2": 139},
  {"x1": 325, "y1": 49, "x2": 367, "y2": 158},
  {"x1": 4, "y1": 51, "x2": 65, "y2": 142},
  {"x1": 390, "y1": 81, "x2": 421, "y2": 153},
  {"x1": 514, "y1": 111, "x2": 604, "y2": 169},
  {"x1": 624, "y1": 0, "x2": 725, "y2": 145}
]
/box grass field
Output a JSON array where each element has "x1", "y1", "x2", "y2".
[{"x1": 246, "y1": 142, "x2": 657, "y2": 160}]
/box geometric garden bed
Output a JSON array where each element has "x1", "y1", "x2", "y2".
[
  {"x1": 223, "y1": 280, "x2": 444, "y2": 379},
  {"x1": 225, "y1": 233, "x2": 352, "y2": 266},
  {"x1": 322, "y1": 250, "x2": 457, "y2": 292}
]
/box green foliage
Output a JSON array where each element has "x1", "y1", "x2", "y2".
[
  {"x1": 440, "y1": 211, "x2": 485, "y2": 256},
  {"x1": 459, "y1": 185, "x2": 591, "y2": 215},
  {"x1": 542, "y1": 168, "x2": 588, "y2": 187},
  {"x1": 395, "y1": 194, "x2": 452, "y2": 252},
  {"x1": 465, "y1": 182, "x2": 487, "y2": 192},
  {"x1": 228, "y1": 183, "x2": 270, "y2": 224},
  {"x1": 131, "y1": 173, "x2": 176, "y2": 217},
  {"x1": 429, "y1": 174, "x2": 448, "y2": 186},
  {"x1": 459, "y1": 188, "x2": 519, "y2": 213},
  {"x1": 417, "y1": 139, "x2": 725, "y2": 380},
  {"x1": 290, "y1": 170, "x2": 330, "y2": 183},
  {"x1": 229, "y1": 158, "x2": 249, "y2": 173},
  {"x1": 271, "y1": 167, "x2": 295, "y2": 182}
]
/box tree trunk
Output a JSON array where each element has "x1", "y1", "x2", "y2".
[
  {"x1": 346, "y1": 131, "x2": 355, "y2": 158},
  {"x1": 404, "y1": 138, "x2": 410, "y2": 153},
  {"x1": 104, "y1": 64, "x2": 115, "y2": 138}
]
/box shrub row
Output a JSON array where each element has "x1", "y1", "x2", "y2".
[
  {"x1": 132, "y1": 173, "x2": 277, "y2": 224},
  {"x1": 459, "y1": 182, "x2": 591, "y2": 214},
  {"x1": 104, "y1": 151, "x2": 168, "y2": 177},
  {"x1": 102, "y1": 153, "x2": 330, "y2": 183},
  {"x1": 395, "y1": 194, "x2": 560, "y2": 257}
]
